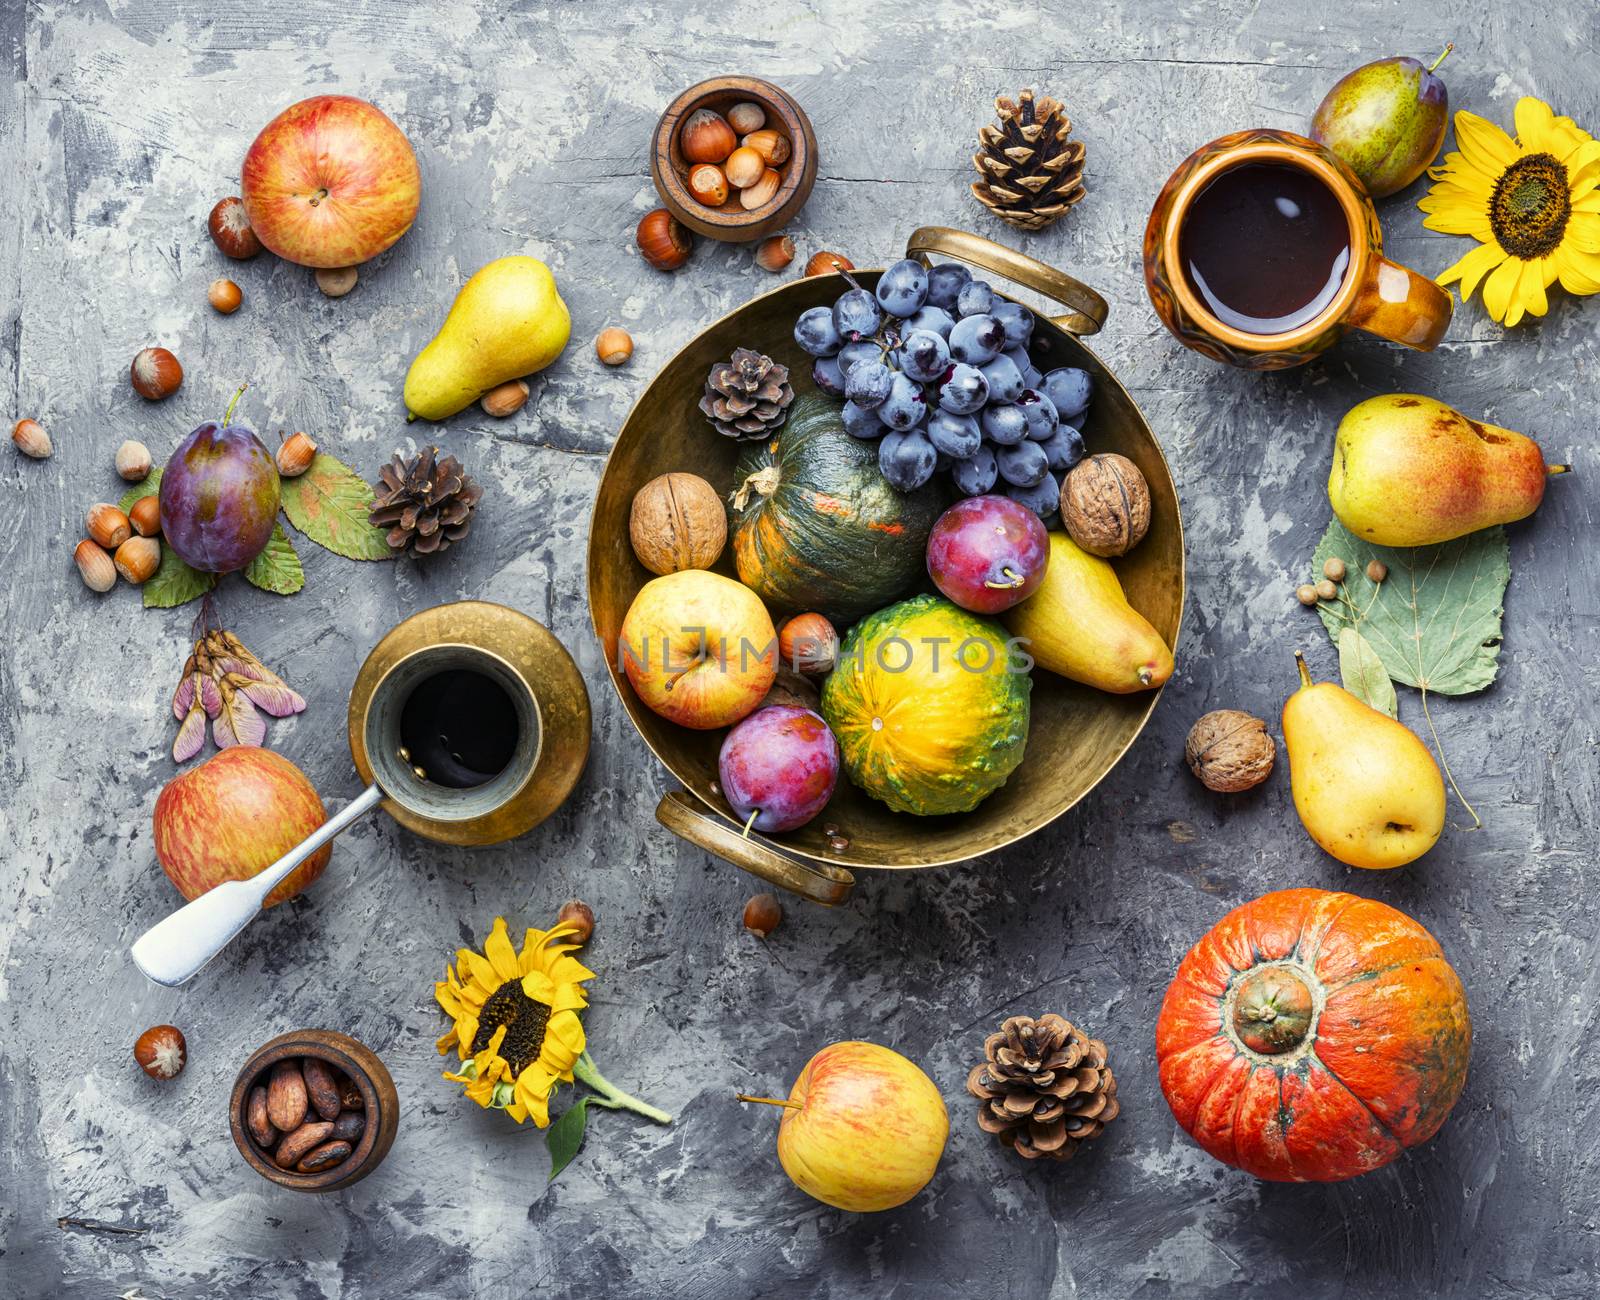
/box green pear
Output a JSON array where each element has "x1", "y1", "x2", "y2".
[
  {"x1": 404, "y1": 256, "x2": 571, "y2": 421},
  {"x1": 1310, "y1": 46, "x2": 1451, "y2": 197},
  {"x1": 1282, "y1": 653, "x2": 1444, "y2": 870},
  {"x1": 1329, "y1": 393, "x2": 1569, "y2": 547}
]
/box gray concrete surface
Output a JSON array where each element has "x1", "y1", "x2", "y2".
[{"x1": 3, "y1": 1, "x2": 1597, "y2": 1297}]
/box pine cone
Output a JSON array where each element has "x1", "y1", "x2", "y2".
[
  {"x1": 368, "y1": 446, "x2": 483, "y2": 557},
  {"x1": 966, "y1": 1014, "x2": 1119, "y2": 1161},
  {"x1": 700, "y1": 348, "x2": 795, "y2": 440},
  {"x1": 970, "y1": 90, "x2": 1086, "y2": 232}
]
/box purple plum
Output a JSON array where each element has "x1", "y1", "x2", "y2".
[
  {"x1": 926, "y1": 494, "x2": 1050, "y2": 614},
  {"x1": 718, "y1": 706, "x2": 840, "y2": 833},
  {"x1": 158, "y1": 386, "x2": 281, "y2": 573}
]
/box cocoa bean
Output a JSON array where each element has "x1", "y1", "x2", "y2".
[
  {"x1": 295, "y1": 1139, "x2": 352, "y2": 1173},
  {"x1": 273, "y1": 1120, "x2": 334, "y2": 1170},
  {"x1": 331, "y1": 1111, "x2": 366, "y2": 1144},
  {"x1": 266, "y1": 1060, "x2": 308, "y2": 1132},
  {"x1": 246, "y1": 1085, "x2": 277, "y2": 1149},
  {"x1": 338, "y1": 1076, "x2": 364, "y2": 1110},
  {"x1": 302, "y1": 1057, "x2": 341, "y2": 1121}
]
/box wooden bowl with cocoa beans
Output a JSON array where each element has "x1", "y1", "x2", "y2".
[{"x1": 229, "y1": 1028, "x2": 398, "y2": 1192}]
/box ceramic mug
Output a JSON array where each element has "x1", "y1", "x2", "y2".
[{"x1": 1144, "y1": 128, "x2": 1452, "y2": 370}]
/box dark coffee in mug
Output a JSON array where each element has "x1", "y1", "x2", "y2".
[
  {"x1": 399, "y1": 668, "x2": 520, "y2": 788},
  {"x1": 1179, "y1": 161, "x2": 1351, "y2": 335}
]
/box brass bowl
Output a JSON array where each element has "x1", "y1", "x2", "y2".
[{"x1": 587, "y1": 228, "x2": 1184, "y2": 902}]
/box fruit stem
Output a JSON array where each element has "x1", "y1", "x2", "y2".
[
  {"x1": 1294, "y1": 649, "x2": 1313, "y2": 690},
  {"x1": 984, "y1": 567, "x2": 1025, "y2": 590},
  {"x1": 1547, "y1": 463, "x2": 1572, "y2": 476},
  {"x1": 574, "y1": 1052, "x2": 672, "y2": 1124},
  {"x1": 222, "y1": 382, "x2": 248, "y2": 427},
  {"x1": 740, "y1": 807, "x2": 759, "y2": 840},
  {"x1": 1428, "y1": 43, "x2": 1454, "y2": 73},
  {"x1": 736, "y1": 1094, "x2": 803, "y2": 1111}
]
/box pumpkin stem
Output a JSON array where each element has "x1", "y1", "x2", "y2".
[
  {"x1": 730, "y1": 464, "x2": 782, "y2": 512},
  {"x1": 1230, "y1": 966, "x2": 1315, "y2": 1055}
]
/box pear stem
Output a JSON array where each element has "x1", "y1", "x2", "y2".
[
  {"x1": 1294, "y1": 650, "x2": 1313, "y2": 690},
  {"x1": 1418, "y1": 684, "x2": 1482, "y2": 831},
  {"x1": 1428, "y1": 43, "x2": 1454, "y2": 73},
  {"x1": 222, "y1": 382, "x2": 248, "y2": 427},
  {"x1": 736, "y1": 1094, "x2": 803, "y2": 1111}
]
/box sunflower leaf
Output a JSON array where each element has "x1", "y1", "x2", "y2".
[
  {"x1": 546, "y1": 1097, "x2": 590, "y2": 1182},
  {"x1": 280, "y1": 452, "x2": 395, "y2": 561},
  {"x1": 1338, "y1": 627, "x2": 1397, "y2": 719}
]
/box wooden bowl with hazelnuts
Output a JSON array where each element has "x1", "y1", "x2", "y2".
[{"x1": 651, "y1": 76, "x2": 817, "y2": 242}]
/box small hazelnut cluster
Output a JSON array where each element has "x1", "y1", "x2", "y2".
[
  {"x1": 681, "y1": 103, "x2": 791, "y2": 214},
  {"x1": 1296, "y1": 556, "x2": 1386, "y2": 607},
  {"x1": 244, "y1": 1054, "x2": 368, "y2": 1177},
  {"x1": 76, "y1": 440, "x2": 161, "y2": 592}
]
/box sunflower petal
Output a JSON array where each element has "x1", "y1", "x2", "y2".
[
  {"x1": 1555, "y1": 246, "x2": 1600, "y2": 294},
  {"x1": 522, "y1": 970, "x2": 556, "y2": 1003},
  {"x1": 1514, "y1": 97, "x2": 1557, "y2": 154},
  {"x1": 1438, "y1": 239, "x2": 1507, "y2": 299},
  {"x1": 1568, "y1": 213, "x2": 1600, "y2": 253},
  {"x1": 1482, "y1": 256, "x2": 1524, "y2": 323},
  {"x1": 1517, "y1": 258, "x2": 1549, "y2": 318},
  {"x1": 1453, "y1": 110, "x2": 1519, "y2": 175},
  {"x1": 484, "y1": 917, "x2": 520, "y2": 982}
]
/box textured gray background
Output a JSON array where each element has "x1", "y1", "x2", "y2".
[{"x1": 2, "y1": 1, "x2": 1597, "y2": 1297}]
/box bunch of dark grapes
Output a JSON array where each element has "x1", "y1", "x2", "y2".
[{"x1": 793, "y1": 259, "x2": 1094, "y2": 519}]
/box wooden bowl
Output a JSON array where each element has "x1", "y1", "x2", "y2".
[
  {"x1": 586, "y1": 227, "x2": 1184, "y2": 903},
  {"x1": 229, "y1": 1028, "x2": 399, "y2": 1193},
  {"x1": 651, "y1": 76, "x2": 817, "y2": 242}
]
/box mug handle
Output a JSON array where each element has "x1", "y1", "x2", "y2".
[
  {"x1": 1347, "y1": 256, "x2": 1453, "y2": 351},
  {"x1": 905, "y1": 225, "x2": 1109, "y2": 336},
  {"x1": 655, "y1": 790, "x2": 855, "y2": 905}
]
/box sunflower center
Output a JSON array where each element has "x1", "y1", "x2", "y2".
[
  {"x1": 472, "y1": 979, "x2": 551, "y2": 1075},
  {"x1": 1490, "y1": 153, "x2": 1571, "y2": 259}
]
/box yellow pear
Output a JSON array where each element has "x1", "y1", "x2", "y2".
[
  {"x1": 1282, "y1": 652, "x2": 1444, "y2": 869},
  {"x1": 1002, "y1": 532, "x2": 1174, "y2": 693},
  {"x1": 404, "y1": 256, "x2": 571, "y2": 421},
  {"x1": 1329, "y1": 393, "x2": 1569, "y2": 546}
]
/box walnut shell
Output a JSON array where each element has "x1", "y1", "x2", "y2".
[
  {"x1": 628, "y1": 473, "x2": 726, "y2": 575},
  {"x1": 1184, "y1": 710, "x2": 1276, "y2": 793},
  {"x1": 1061, "y1": 453, "x2": 1151, "y2": 557}
]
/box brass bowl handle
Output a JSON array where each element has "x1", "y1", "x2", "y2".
[
  {"x1": 655, "y1": 791, "x2": 855, "y2": 905},
  {"x1": 905, "y1": 226, "x2": 1108, "y2": 337}
]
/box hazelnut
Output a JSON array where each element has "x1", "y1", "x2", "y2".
[
  {"x1": 688, "y1": 164, "x2": 729, "y2": 207},
  {"x1": 681, "y1": 108, "x2": 736, "y2": 164},
  {"x1": 1315, "y1": 579, "x2": 1338, "y2": 602},
  {"x1": 1061, "y1": 453, "x2": 1151, "y2": 556},
  {"x1": 208, "y1": 277, "x2": 243, "y2": 314},
  {"x1": 1185, "y1": 710, "x2": 1276, "y2": 793},
  {"x1": 727, "y1": 102, "x2": 766, "y2": 134},
  {"x1": 629, "y1": 472, "x2": 727, "y2": 575},
  {"x1": 12, "y1": 417, "x2": 52, "y2": 459},
  {"x1": 1322, "y1": 557, "x2": 1347, "y2": 582},
  {"x1": 131, "y1": 347, "x2": 183, "y2": 401},
  {"x1": 114, "y1": 535, "x2": 161, "y2": 584},
  {"x1": 778, "y1": 613, "x2": 839, "y2": 677},
  {"x1": 596, "y1": 328, "x2": 633, "y2": 367},
  {"x1": 74, "y1": 539, "x2": 116, "y2": 592},
  {"x1": 743, "y1": 893, "x2": 782, "y2": 938},
  {"x1": 115, "y1": 439, "x2": 152, "y2": 482},
  {"x1": 558, "y1": 898, "x2": 595, "y2": 944},
  {"x1": 804, "y1": 251, "x2": 854, "y2": 277},
  {"x1": 480, "y1": 380, "x2": 530, "y2": 418},
  {"x1": 129, "y1": 495, "x2": 162, "y2": 537},
  {"x1": 724, "y1": 146, "x2": 766, "y2": 189},
  {"x1": 134, "y1": 1025, "x2": 187, "y2": 1079},
  {"x1": 1366, "y1": 560, "x2": 1388, "y2": 584},
  {"x1": 1295, "y1": 583, "x2": 1319, "y2": 607},
  {"x1": 315, "y1": 266, "x2": 358, "y2": 298},
  {"x1": 276, "y1": 431, "x2": 317, "y2": 476},
  {"x1": 86, "y1": 502, "x2": 132, "y2": 550},
  {"x1": 637, "y1": 208, "x2": 692, "y2": 272},
  {"x1": 754, "y1": 234, "x2": 795, "y2": 273},
  {"x1": 740, "y1": 168, "x2": 781, "y2": 210},
  {"x1": 208, "y1": 196, "x2": 262, "y2": 259},
  {"x1": 741, "y1": 128, "x2": 790, "y2": 167}
]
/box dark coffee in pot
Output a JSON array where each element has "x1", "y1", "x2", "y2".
[{"x1": 399, "y1": 669, "x2": 519, "y2": 788}]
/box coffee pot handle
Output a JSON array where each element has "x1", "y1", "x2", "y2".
[
  {"x1": 905, "y1": 225, "x2": 1109, "y2": 336},
  {"x1": 1347, "y1": 255, "x2": 1453, "y2": 351},
  {"x1": 655, "y1": 790, "x2": 855, "y2": 905}
]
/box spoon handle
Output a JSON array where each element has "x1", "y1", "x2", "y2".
[{"x1": 130, "y1": 783, "x2": 384, "y2": 987}]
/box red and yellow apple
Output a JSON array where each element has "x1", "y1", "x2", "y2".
[
  {"x1": 740, "y1": 1041, "x2": 949, "y2": 1212},
  {"x1": 619, "y1": 570, "x2": 776, "y2": 729},
  {"x1": 240, "y1": 95, "x2": 421, "y2": 268},
  {"x1": 153, "y1": 747, "x2": 330, "y2": 908}
]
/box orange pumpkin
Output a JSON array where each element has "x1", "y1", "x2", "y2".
[{"x1": 1156, "y1": 888, "x2": 1470, "y2": 1182}]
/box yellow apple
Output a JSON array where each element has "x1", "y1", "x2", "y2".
[
  {"x1": 619, "y1": 570, "x2": 776, "y2": 730},
  {"x1": 740, "y1": 1041, "x2": 948, "y2": 1212}
]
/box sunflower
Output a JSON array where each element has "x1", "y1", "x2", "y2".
[
  {"x1": 435, "y1": 917, "x2": 593, "y2": 1127},
  {"x1": 1419, "y1": 96, "x2": 1600, "y2": 326}
]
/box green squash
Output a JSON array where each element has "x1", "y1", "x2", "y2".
[
  {"x1": 729, "y1": 395, "x2": 943, "y2": 625},
  {"x1": 821, "y1": 594, "x2": 1030, "y2": 816}
]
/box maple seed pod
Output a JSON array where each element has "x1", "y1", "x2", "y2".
[
  {"x1": 1366, "y1": 560, "x2": 1388, "y2": 584},
  {"x1": 558, "y1": 898, "x2": 595, "y2": 945},
  {"x1": 755, "y1": 235, "x2": 795, "y2": 273},
  {"x1": 209, "y1": 277, "x2": 243, "y2": 314},
  {"x1": 129, "y1": 495, "x2": 162, "y2": 537},
  {"x1": 115, "y1": 438, "x2": 152, "y2": 481},
  {"x1": 1322, "y1": 557, "x2": 1347, "y2": 583},
  {"x1": 804, "y1": 250, "x2": 853, "y2": 277},
  {"x1": 1295, "y1": 583, "x2": 1319, "y2": 607},
  {"x1": 316, "y1": 266, "x2": 358, "y2": 298},
  {"x1": 131, "y1": 347, "x2": 183, "y2": 401},
  {"x1": 276, "y1": 431, "x2": 318, "y2": 476},
  {"x1": 115, "y1": 535, "x2": 161, "y2": 584},
  {"x1": 74, "y1": 539, "x2": 117, "y2": 592},
  {"x1": 743, "y1": 893, "x2": 782, "y2": 938},
  {"x1": 480, "y1": 380, "x2": 530, "y2": 418},
  {"x1": 134, "y1": 1025, "x2": 187, "y2": 1079},
  {"x1": 12, "y1": 417, "x2": 52, "y2": 458},
  {"x1": 1314, "y1": 579, "x2": 1338, "y2": 602},
  {"x1": 208, "y1": 196, "x2": 263, "y2": 259},
  {"x1": 87, "y1": 503, "x2": 132, "y2": 550}
]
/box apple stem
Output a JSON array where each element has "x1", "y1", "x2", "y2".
[
  {"x1": 1295, "y1": 649, "x2": 1313, "y2": 690},
  {"x1": 736, "y1": 1094, "x2": 804, "y2": 1111},
  {"x1": 574, "y1": 1052, "x2": 672, "y2": 1125},
  {"x1": 222, "y1": 382, "x2": 249, "y2": 427},
  {"x1": 1547, "y1": 463, "x2": 1572, "y2": 476},
  {"x1": 1428, "y1": 43, "x2": 1454, "y2": 73}
]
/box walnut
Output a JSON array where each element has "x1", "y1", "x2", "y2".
[
  {"x1": 628, "y1": 472, "x2": 726, "y2": 575},
  {"x1": 1061, "y1": 453, "x2": 1151, "y2": 556},
  {"x1": 1185, "y1": 710, "x2": 1275, "y2": 793}
]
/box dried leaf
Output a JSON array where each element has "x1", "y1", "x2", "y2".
[
  {"x1": 280, "y1": 452, "x2": 394, "y2": 561},
  {"x1": 172, "y1": 703, "x2": 207, "y2": 763},
  {"x1": 243, "y1": 523, "x2": 305, "y2": 596},
  {"x1": 1338, "y1": 627, "x2": 1397, "y2": 719}
]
